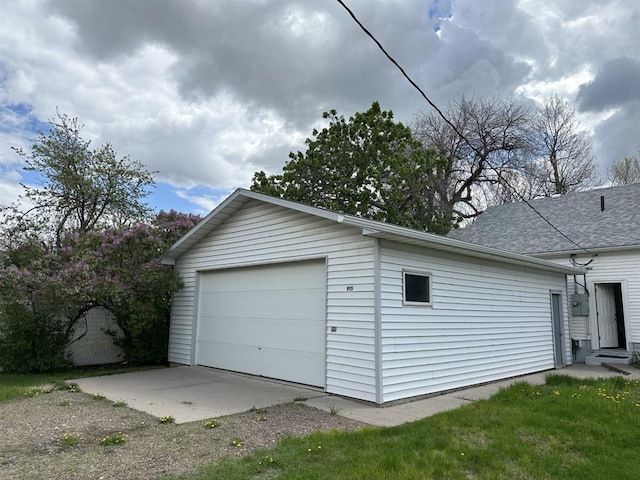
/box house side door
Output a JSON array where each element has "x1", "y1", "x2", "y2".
[
  {"x1": 595, "y1": 284, "x2": 618, "y2": 348},
  {"x1": 550, "y1": 293, "x2": 566, "y2": 367}
]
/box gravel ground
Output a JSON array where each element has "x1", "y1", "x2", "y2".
[{"x1": 0, "y1": 387, "x2": 367, "y2": 480}]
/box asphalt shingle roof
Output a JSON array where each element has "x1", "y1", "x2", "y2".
[{"x1": 447, "y1": 183, "x2": 640, "y2": 255}]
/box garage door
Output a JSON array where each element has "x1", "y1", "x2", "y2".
[{"x1": 195, "y1": 260, "x2": 327, "y2": 387}]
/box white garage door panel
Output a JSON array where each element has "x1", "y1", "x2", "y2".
[
  {"x1": 201, "y1": 261, "x2": 326, "y2": 292},
  {"x1": 199, "y1": 289, "x2": 326, "y2": 321},
  {"x1": 199, "y1": 343, "x2": 325, "y2": 386},
  {"x1": 197, "y1": 316, "x2": 324, "y2": 352},
  {"x1": 196, "y1": 260, "x2": 327, "y2": 387},
  {"x1": 197, "y1": 341, "x2": 261, "y2": 376},
  {"x1": 259, "y1": 348, "x2": 324, "y2": 386}
]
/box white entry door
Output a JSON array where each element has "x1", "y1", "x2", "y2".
[
  {"x1": 195, "y1": 260, "x2": 327, "y2": 387},
  {"x1": 595, "y1": 284, "x2": 618, "y2": 348}
]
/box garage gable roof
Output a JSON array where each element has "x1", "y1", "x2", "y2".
[{"x1": 161, "y1": 189, "x2": 582, "y2": 275}]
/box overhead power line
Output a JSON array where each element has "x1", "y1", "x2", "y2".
[{"x1": 335, "y1": 0, "x2": 593, "y2": 256}]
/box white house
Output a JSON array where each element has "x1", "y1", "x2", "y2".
[
  {"x1": 162, "y1": 189, "x2": 582, "y2": 404},
  {"x1": 448, "y1": 183, "x2": 640, "y2": 365}
]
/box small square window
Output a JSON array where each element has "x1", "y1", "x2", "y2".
[{"x1": 403, "y1": 272, "x2": 431, "y2": 305}]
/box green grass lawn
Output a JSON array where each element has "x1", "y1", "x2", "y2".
[
  {"x1": 0, "y1": 366, "x2": 160, "y2": 402},
  {"x1": 4, "y1": 370, "x2": 639, "y2": 479},
  {"x1": 166, "y1": 375, "x2": 640, "y2": 480}
]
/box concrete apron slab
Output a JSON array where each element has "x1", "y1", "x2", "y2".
[
  {"x1": 306, "y1": 364, "x2": 640, "y2": 427},
  {"x1": 73, "y1": 366, "x2": 323, "y2": 424},
  {"x1": 73, "y1": 364, "x2": 640, "y2": 427},
  {"x1": 305, "y1": 394, "x2": 473, "y2": 428}
]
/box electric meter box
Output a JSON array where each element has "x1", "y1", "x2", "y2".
[{"x1": 570, "y1": 293, "x2": 589, "y2": 316}]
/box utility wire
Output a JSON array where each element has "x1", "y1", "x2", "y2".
[{"x1": 335, "y1": 0, "x2": 593, "y2": 256}]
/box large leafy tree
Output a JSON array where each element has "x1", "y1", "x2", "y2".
[
  {"x1": 6, "y1": 112, "x2": 155, "y2": 247},
  {"x1": 252, "y1": 102, "x2": 451, "y2": 233}
]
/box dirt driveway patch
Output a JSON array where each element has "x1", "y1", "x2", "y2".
[{"x1": 0, "y1": 388, "x2": 366, "y2": 480}]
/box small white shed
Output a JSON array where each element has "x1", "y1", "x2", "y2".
[{"x1": 162, "y1": 189, "x2": 582, "y2": 404}]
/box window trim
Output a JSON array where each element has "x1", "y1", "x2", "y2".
[{"x1": 402, "y1": 270, "x2": 432, "y2": 306}]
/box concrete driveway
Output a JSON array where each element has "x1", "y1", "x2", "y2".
[
  {"x1": 74, "y1": 364, "x2": 640, "y2": 427},
  {"x1": 74, "y1": 366, "x2": 324, "y2": 423}
]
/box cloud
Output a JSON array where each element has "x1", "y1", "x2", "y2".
[
  {"x1": 427, "y1": 22, "x2": 532, "y2": 99},
  {"x1": 516, "y1": 1, "x2": 640, "y2": 83},
  {"x1": 46, "y1": 1, "x2": 445, "y2": 127},
  {"x1": 0, "y1": 0, "x2": 638, "y2": 215},
  {"x1": 0, "y1": 167, "x2": 33, "y2": 209},
  {"x1": 576, "y1": 57, "x2": 640, "y2": 112},
  {"x1": 175, "y1": 187, "x2": 235, "y2": 215},
  {"x1": 574, "y1": 57, "x2": 640, "y2": 168},
  {"x1": 590, "y1": 103, "x2": 640, "y2": 171}
]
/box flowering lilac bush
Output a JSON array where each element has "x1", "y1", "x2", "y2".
[
  {"x1": 0, "y1": 115, "x2": 201, "y2": 371},
  {"x1": 0, "y1": 210, "x2": 200, "y2": 372}
]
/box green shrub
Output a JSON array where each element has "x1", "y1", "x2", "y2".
[
  {"x1": 0, "y1": 302, "x2": 72, "y2": 373},
  {"x1": 110, "y1": 310, "x2": 170, "y2": 366}
]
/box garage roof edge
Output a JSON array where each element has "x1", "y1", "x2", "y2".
[{"x1": 161, "y1": 189, "x2": 583, "y2": 275}]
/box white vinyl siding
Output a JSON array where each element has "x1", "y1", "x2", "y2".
[
  {"x1": 379, "y1": 241, "x2": 569, "y2": 402},
  {"x1": 546, "y1": 250, "x2": 640, "y2": 348},
  {"x1": 167, "y1": 192, "x2": 576, "y2": 404},
  {"x1": 169, "y1": 200, "x2": 377, "y2": 402}
]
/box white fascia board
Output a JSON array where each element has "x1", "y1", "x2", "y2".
[
  {"x1": 351, "y1": 221, "x2": 584, "y2": 275},
  {"x1": 161, "y1": 189, "x2": 246, "y2": 264}
]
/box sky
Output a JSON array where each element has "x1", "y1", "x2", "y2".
[{"x1": 1, "y1": 0, "x2": 639, "y2": 215}]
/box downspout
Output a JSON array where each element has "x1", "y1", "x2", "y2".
[{"x1": 373, "y1": 238, "x2": 383, "y2": 405}]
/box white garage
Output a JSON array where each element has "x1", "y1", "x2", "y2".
[
  {"x1": 164, "y1": 189, "x2": 582, "y2": 404},
  {"x1": 195, "y1": 260, "x2": 327, "y2": 387}
]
